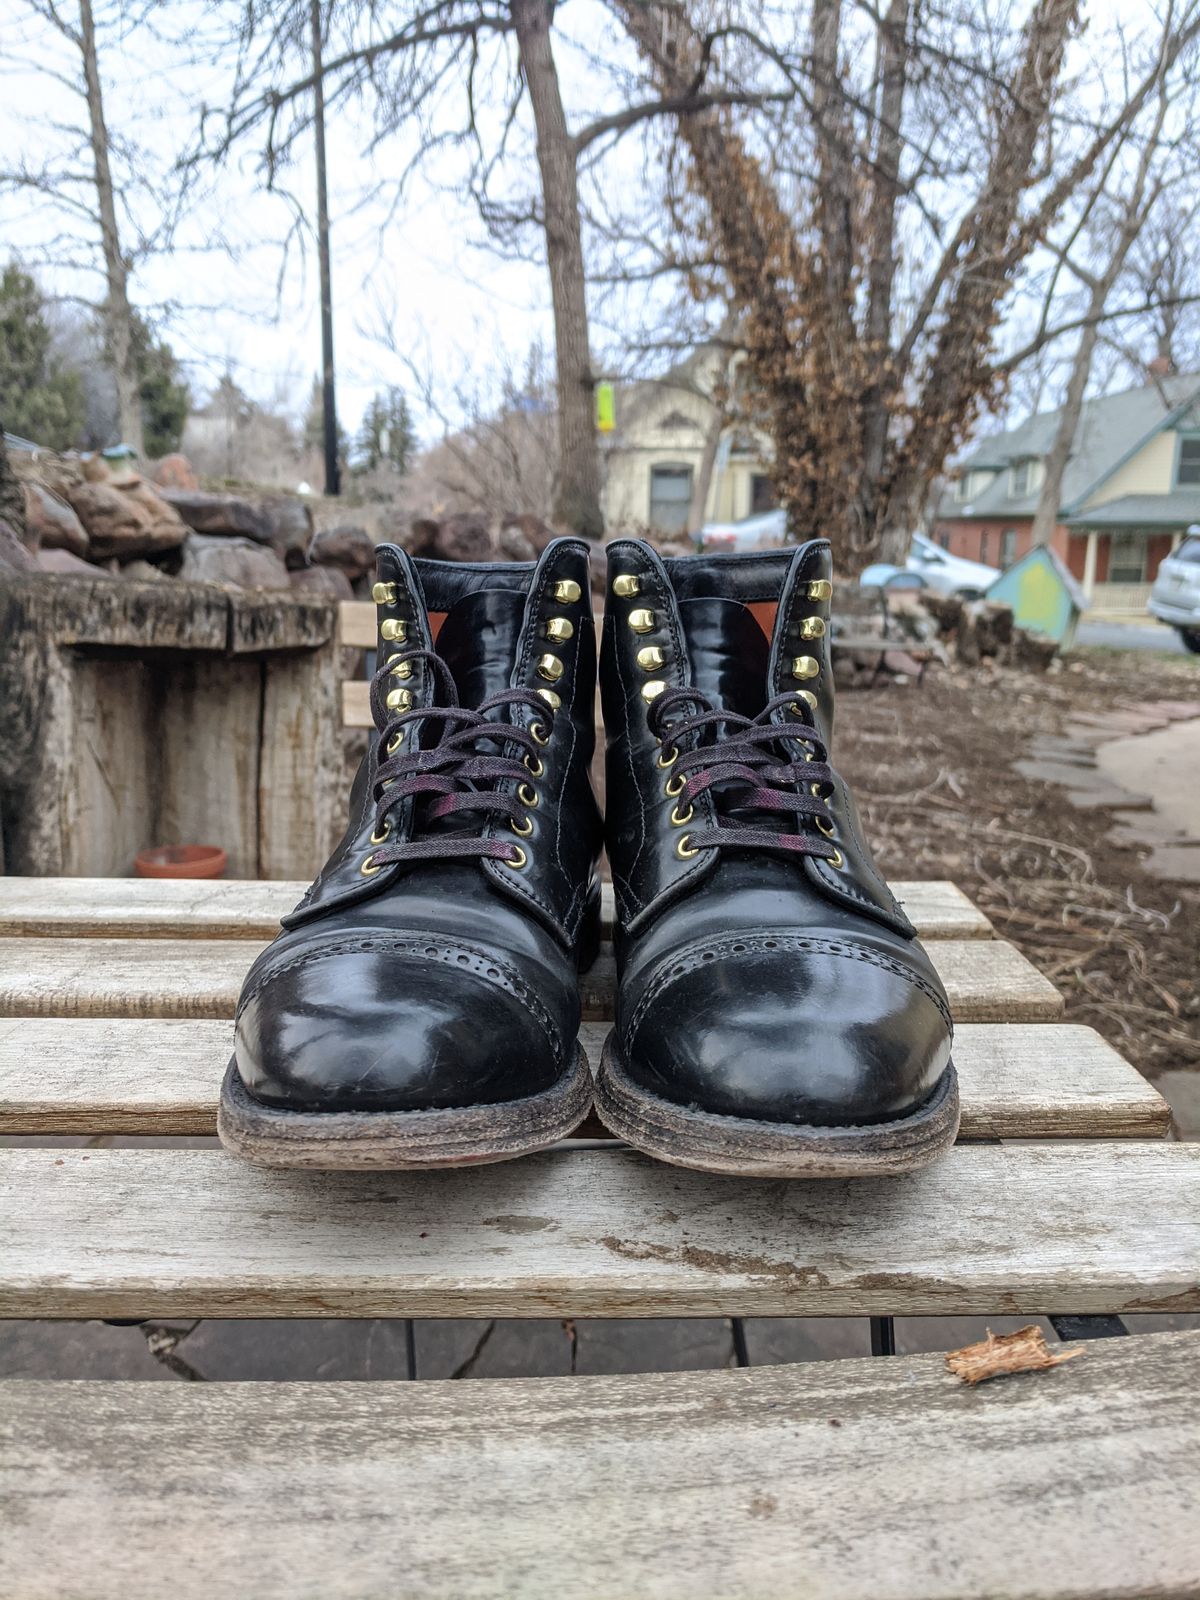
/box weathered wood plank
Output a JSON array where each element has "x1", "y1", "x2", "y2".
[
  {"x1": 0, "y1": 1018, "x2": 1169, "y2": 1140},
  {"x1": 4, "y1": 1333, "x2": 1199, "y2": 1600},
  {"x1": 0, "y1": 876, "x2": 992, "y2": 941},
  {"x1": 338, "y1": 598, "x2": 377, "y2": 650},
  {"x1": 0, "y1": 936, "x2": 1061, "y2": 1022},
  {"x1": 342, "y1": 677, "x2": 371, "y2": 728},
  {"x1": 0, "y1": 877, "x2": 310, "y2": 939},
  {"x1": 1, "y1": 1142, "x2": 1195, "y2": 1318}
]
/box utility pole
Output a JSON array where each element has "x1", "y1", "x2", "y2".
[{"x1": 310, "y1": 0, "x2": 340, "y2": 496}]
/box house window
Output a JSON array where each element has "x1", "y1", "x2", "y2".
[
  {"x1": 1010, "y1": 459, "x2": 1032, "y2": 496},
  {"x1": 1000, "y1": 528, "x2": 1017, "y2": 567},
  {"x1": 955, "y1": 474, "x2": 971, "y2": 501},
  {"x1": 649, "y1": 464, "x2": 693, "y2": 535},
  {"x1": 1108, "y1": 530, "x2": 1146, "y2": 584},
  {"x1": 1176, "y1": 435, "x2": 1200, "y2": 485},
  {"x1": 980, "y1": 530, "x2": 990, "y2": 565},
  {"x1": 750, "y1": 473, "x2": 777, "y2": 514}
]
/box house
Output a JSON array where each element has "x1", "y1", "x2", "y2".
[
  {"x1": 934, "y1": 374, "x2": 1200, "y2": 611},
  {"x1": 600, "y1": 348, "x2": 774, "y2": 536}
]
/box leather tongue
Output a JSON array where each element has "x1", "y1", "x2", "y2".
[
  {"x1": 677, "y1": 597, "x2": 770, "y2": 716},
  {"x1": 434, "y1": 587, "x2": 527, "y2": 709}
]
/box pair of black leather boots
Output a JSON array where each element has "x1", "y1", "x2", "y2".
[{"x1": 219, "y1": 536, "x2": 958, "y2": 1177}]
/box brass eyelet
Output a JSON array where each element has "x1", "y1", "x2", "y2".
[
  {"x1": 517, "y1": 782, "x2": 539, "y2": 809},
  {"x1": 828, "y1": 847, "x2": 844, "y2": 868},
  {"x1": 656, "y1": 745, "x2": 679, "y2": 769},
  {"x1": 791, "y1": 691, "x2": 818, "y2": 712},
  {"x1": 369, "y1": 821, "x2": 390, "y2": 845},
  {"x1": 664, "y1": 772, "x2": 685, "y2": 798},
  {"x1": 508, "y1": 844, "x2": 528, "y2": 869},
  {"x1": 815, "y1": 816, "x2": 836, "y2": 838},
  {"x1": 531, "y1": 722, "x2": 550, "y2": 746},
  {"x1": 676, "y1": 833, "x2": 699, "y2": 859},
  {"x1": 670, "y1": 802, "x2": 694, "y2": 827},
  {"x1": 360, "y1": 854, "x2": 383, "y2": 876},
  {"x1": 524, "y1": 752, "x2": 544, "y2": 777},
  {"x1": 510, "y1": 814, "x2": 533, "y2": 838},
  {"x1": 386, "y1": 731, "x2": 405, "y2": 756},
  {"x1": 809, "y1": 782, "x2": 825, "y2": 799}
]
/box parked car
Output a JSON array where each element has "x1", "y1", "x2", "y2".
[
  {"x1": 1148, "y1": 530, "x2": 1200, "y2": 652},
  {"x1": 860, "y1": 534, "x2": 1001, "y2": 600},
  {"x1": 696, "y1": 509, "x2": 788, "y2": 552}
]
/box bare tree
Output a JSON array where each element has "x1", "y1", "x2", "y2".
[
  {"x1": 0, "y1": 1, "x2": 195, "y2": 450},
  {"x1": 1029, "y1": 41, "x2": 1190, "y2": 546},
  {"x1": 608, "y1": 0, "x2": 1200, "y2": 571}
]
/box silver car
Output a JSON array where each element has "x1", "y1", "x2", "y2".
[{"x1": 1148, "y1": 532, "x2": 1200, "y2": 653}]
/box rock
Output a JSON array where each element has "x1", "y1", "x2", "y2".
[
  {"x1": 64, "y1": 481, "x2": 188, "y2": 561},
  {"x1": 311, "y1": 523, "x2": 375, "y2": 579},
  {"x1": 120, "y1": 559, "x2": 169, "y2": 583},
  {"x1": 81, "y1": 455, "x2": 112, "y2": 483},
  {"x1": 500, "y1": 512, "x2": 558, "y2": 556},
  {"x1": 261, "y1": 497, "x2": 314, "y2": 568},
  {"x1": 956, "y1": 599, "x2": 1013, "y2": 665},
  {"x1": 289, "y1": 563, "x2": 354, "y2": 601},
  {"x1": 22, "y1": 482, "x2": 89, "y2": 556},
  {"x1": 152, "y1": 453, "x2": 199, "y2": 491},
  {"x1": 37, "y1": 548, "x2": 114, "y2": 578},
  {"x1": 0, "y1": 517, "x2": 37, "y2": 573},
  {"x1": 495, "y1": 523, "x2": 538, "y2": 563},
  {"x1": 409, "y1": 514, "x2": 493, "y2": 564},
  {"x1": 159, "y1": 489, "x2": 271, "y2": 544},
  {"x1": 177, "y1": 533, "x2": 291, "y2": 590},
  {"x1": 1009, "y1": 627, "x2": 1059, "y2": 673}
]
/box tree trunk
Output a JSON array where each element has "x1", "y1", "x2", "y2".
[
  {"x1": 511, "y1": 0, "x2": 603, "y2": 539},
  {"x1": 78, "y1": 0, "x2": 142, "y2": 455}
]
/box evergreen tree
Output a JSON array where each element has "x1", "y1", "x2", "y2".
[
  {"x1": 0, "y1": 264, "x2": 86, "y2": 449},
  {"x1": 355, "y1": 386, "x2": 416, "y2": 475},
  {"x1": 130, "y1": 316, "x2": 190, "y2": 457}
]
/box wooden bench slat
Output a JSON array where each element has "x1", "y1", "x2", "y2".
[
  {"x1": 2, "y1": 1142, "x2": 1195, "y2": 1318},
  {"x1": 338, "y1": 598, "x2": 377, "y2": 649},
  {"x1": 0, "y1": 877, "x2": 995, "y2": 941},
  {"x1": 0, "y1": 1018, "x2": 1169, "y2": 1140},
  {"x1": 0, "y1": 935, "x2": 1060, "y2": 1023},
  {"x1": 4, "y1": 1331, "x2": 1198, "y2": 1600}
]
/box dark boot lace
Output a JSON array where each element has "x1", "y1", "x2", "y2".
[
  {"x1": 647, "y1": 687, "x2": 839, "y2": 861},
  {"x1": 362, "y1": 650, "x2": 552, "y2": 871}
]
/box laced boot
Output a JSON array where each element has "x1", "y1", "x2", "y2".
[
  {"x1": 596, "y1": 537, "x2": 958, "y2": 1177},
  {"x1": 219, "y1": 537, "x2": 603, "y2": 1168}
]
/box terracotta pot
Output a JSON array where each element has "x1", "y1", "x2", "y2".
[{"x1": 135, "y1": 844, "x2": 227, "y2": 879}]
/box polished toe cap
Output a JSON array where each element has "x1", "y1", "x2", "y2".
[
  {"x1": 620, "y1": 937, "x2": 952, "y2": 1126},
  {"x1": 235, "y1": 937, "x2": 564, "y2": 1112}
]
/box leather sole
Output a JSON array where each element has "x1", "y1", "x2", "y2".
[
  {"x1": 595, "y1": 1035, "x2": 961, "y2": 1178},
  {"x1": 218, "y1": 1042, "x2": 593, "y2": 1171}
]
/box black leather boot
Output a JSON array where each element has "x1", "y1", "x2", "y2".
[
  {"x1": 219, "y1": 537, "x2": 603, "y2": 1168},
  {"x1": 596, "y1": 538, "x2": 958, "y2": 1176}
]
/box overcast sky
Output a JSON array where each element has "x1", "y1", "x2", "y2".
[{"x1": 0, "y1": 0, "x2": 1170, "y2": 444}]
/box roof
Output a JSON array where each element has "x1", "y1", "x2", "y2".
[
  {"x1": 937, "y1": 374, "x2": 1200, "y2": 520},
  {"x1": 1063, "y1": 491, "x2": 1200, "y2": 530}
]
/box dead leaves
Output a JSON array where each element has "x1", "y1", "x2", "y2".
[{"x1": 946, "y1": 1324, "x2": 1084, "y2": 1385}]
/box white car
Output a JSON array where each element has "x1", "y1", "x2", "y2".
[
  {"x1": 861, "y1": 534, "x2": 1000, "y2": 600},
  {"x1": 1148, "y1": 531, "x2": 1200, "y2": 653},
  {"x1": 696, "y1": 510, "x2": 788, "y2": 552}
]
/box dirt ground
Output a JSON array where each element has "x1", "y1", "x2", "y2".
[{"x1": 836, "y1": 647, "x2": 1200, "y2": 1085}]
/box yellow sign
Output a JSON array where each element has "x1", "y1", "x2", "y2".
[{"x1": 595, "y1": 382, "x2": 615, "y2": 434}]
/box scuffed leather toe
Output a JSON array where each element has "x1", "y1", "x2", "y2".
[
  {"x1": 620, "y1": 937, "x2": 952, "y2": 1126},
  {"x1": 235, "y1": 936, "x2": 564, "y2": 1112}
]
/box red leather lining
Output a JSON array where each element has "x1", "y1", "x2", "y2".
[{"x1": 747, "y1": 601, "x2": 778, "y2": 641}]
